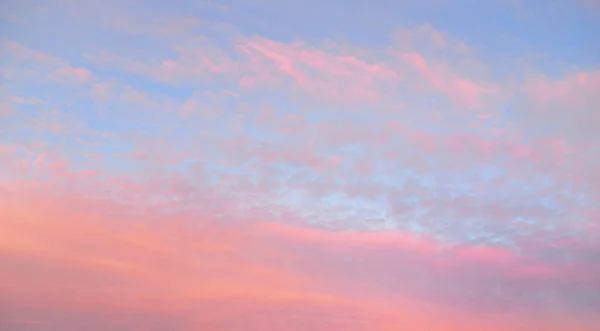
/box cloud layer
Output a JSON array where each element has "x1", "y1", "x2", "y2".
[{"x1": 1, "y1": 0, "x2": 599, "y2": 329}]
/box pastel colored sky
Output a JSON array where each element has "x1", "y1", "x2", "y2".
[{"x1": 1, "y1": 0, "x2": 599, "y2": 330}]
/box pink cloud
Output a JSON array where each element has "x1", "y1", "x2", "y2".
[
  {"x1": 2, "y1": 40, "x2": 97, "y2": 86},
  {"x1": 119, "y1": 85, "x2": 160, "y2": 108},
  {"x1": 2, "y1": 0, "x2": 600, "y2": 327},
  {"x1": 6, "y1": 94, "x2": 43, "y2": 105},
  {"x1": 53, "y1": 65, "x2": 95, "y2": 83},
  {"x1": 394, "y1": 24, "x2": 447, "y2": 50},
  {"x1": 90, "y1": 81, "x2": 117, "y2": 105},
  {"x1": 519, "y1": 68, "x2": 600, "y2": 140},
  {"x1": 525, "y1": 69, "x2": 600, "y2": 109},
  {"x1": 2, "y1": 40, "x2": 63, "y2": 67},
  {"x1": 402, "y1": 52, "x2": 497, "y2": 109},
  {"x1": 84, "y1": 41, "x2": 235, "y2": 88},
  {"x1": 89, "y1": 81, "x2": 178, "y2": 114},
  {"x1": 90, "y1": 35, "x2": 399, "y2": 106},
  {"x1": 0, "y1": 101, "x2": 14, "y2": 117},
  {"x1": 1, "y1": 186, "x2": 598, "y2": 330},
  {"x1": 238, "y1": 36, "x2": 398, "y2": 104},
  {"x1": 258, "y1": 222, "x2": 562, "y2": 284},
  {"x1": 0, "y1": 135, "x2": 599, "y2": 324},
  {"x1": 125, "y1": 38, "x2": 237, "y2": 85},
  {"x1": 80, "y1": 27, "x2": 510, "y2": 112},
  {"x1": 511, "y1": 143, "x2": 533, "y2": 159}
]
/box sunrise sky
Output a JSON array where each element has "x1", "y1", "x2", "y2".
[{"x1": 1, "y1": 0, "x2": 599, "y2": 330}]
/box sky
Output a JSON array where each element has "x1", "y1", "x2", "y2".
[{"x1": 0, "y1": 0, "x2": 599, "y2": 330}]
